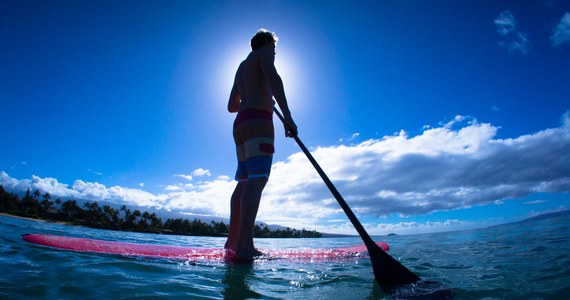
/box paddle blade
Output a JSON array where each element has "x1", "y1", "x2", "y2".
[{"x1": 368, "y1": 243, "x2": 420, "y2": 285}]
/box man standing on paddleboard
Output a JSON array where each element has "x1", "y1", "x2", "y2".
[{"x1": 225, "y1": 29, "x2": 297, "y2": 261}]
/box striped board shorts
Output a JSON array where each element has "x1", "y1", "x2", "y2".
[{"x1": 233, "y1": 109, "x2": 275, "y2": 181}]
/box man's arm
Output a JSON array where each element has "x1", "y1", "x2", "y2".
[
  {"x1": 227, "y1": 81, "x2": 240, "y2": 113},
  {"x1": 259, "y1": 48, "x2": 298, "y2": 136}
]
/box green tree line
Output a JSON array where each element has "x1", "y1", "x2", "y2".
[{"x1": 0, "y1": 185, "x2": 321, "y2": 238}]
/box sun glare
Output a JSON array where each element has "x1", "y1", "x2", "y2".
[
  {"x1": 219, "y1": 44, "x2": 249, "y2": 95},
  {"x1": 275, "y1": 45, "x2": 303, "y2": 108},
  {"x1": 217, "y1": 42, "x2": 303, "y2": 110}
]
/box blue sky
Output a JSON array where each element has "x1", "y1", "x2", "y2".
[{"x1": 1, "y1": 0, "x2": 569, "y2": 234}]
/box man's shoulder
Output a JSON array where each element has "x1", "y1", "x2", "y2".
[{"x1": 249, "y1": 47, "x2": 274, "y2": 60}]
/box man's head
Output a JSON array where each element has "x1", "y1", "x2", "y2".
[{"x1": 251, "y1": 29, "x2": 278, "y2": 50}]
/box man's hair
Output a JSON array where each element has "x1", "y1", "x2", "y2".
[{"x1": 251, "y1": 29, "x2": 278, "y2": 50}]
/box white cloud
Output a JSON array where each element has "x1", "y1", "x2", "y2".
[
  {"x1": 172, "y1": 169, "x2": 211, "y2": 184},
  {"x1": 105, "y1": 185, "x2": 158, "y2": 207},
  {"x1": 1, "y1": 171, "x2": 19, "y2": 188},
  {"x1": 340, "y1": 133, "x2": 362, "y2": 143},
  {"x1": 499, "y1": 32, "x2": 531, "y2": 55},
  {"x1": 279, "y1": 219, "x2": 476, "y2": 235},
  {"x1": 192, "y1": 168, "x2": 211, "y2": 177},
  {"x1": 217, "y1": 175, "x2": 231, "y2": 181},
  {"x1": 72, "y1": 180, "x2": 109, "y2": 199},
  {"x1": 260, "y1": 112, "x2": 570, "y2": 219},
  {"x1": 523, "y1": 200, "x2": 547, "y2": 205},
  {"x1": 165, "y1": 185, "x2": 182, "y2": 191},
  {"x1": 2, "y1": 112, "x2": 570, "y2": 234},
  {"x1": 349, "y1": 132, "x2": 360, "y2": 141},
  {"x1": 495, "y1": 10, "x2": 517, "y2": 36},
  {"x1": 161, "y1": 177, "x2": 235, "y2": 215},
  {"x1": 513, "y1": 32, "x2": 531, "y2": 54},
  {"x1": 494, "y1": 11, "x2": 531, "y2": 55},
  {"x1": 551, "y1": 12, "x2": 570, "y2": 47},
  {"x1": 376, "y1": 219, "x2": 471, "y2": 235},
  {"x1": 86, "y1": 169, "x2": 103, "y2": 176},
  {"x1": 174, "y1": 174, "x2": 193, "y2": 181}
]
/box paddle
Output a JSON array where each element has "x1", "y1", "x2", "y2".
[{"x1": 274, "y1": 107, "x2": 420, "y2": 285}]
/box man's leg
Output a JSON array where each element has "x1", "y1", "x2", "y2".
[
  {"x1": 224, "y1": 181, "x2": 246, "y2": 251},
  {"x1": 235, "y1": 177, "x2": 267, "y2": 259}
]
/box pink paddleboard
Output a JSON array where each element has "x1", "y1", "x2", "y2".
[{"x1": 23, "y1": 233, "x2": 389, "y2": 262}]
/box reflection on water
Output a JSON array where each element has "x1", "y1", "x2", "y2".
[
  {"x1": 222, "y1": 264, "x2": 263, "y2": 300},
  {"x1": 381, "y1": 280, "x2": 455, "y2": 299}
]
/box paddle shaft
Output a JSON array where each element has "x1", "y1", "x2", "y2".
[
  {"x1": 274, "y1": 107, "x2": 420, "y2": 285},
  {"x1": 273, "y1": 112, "x2": 374, "y2": 245}
]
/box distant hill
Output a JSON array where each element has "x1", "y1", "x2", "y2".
[
  {"x1": 518, "y1": 210, "x2": 570, "y2": 223},
  {"x1": 320, "y1": 232, "x2": 356, "y2": 238}
]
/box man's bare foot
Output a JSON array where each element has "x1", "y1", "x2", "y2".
[
  {"x1": 234, "y1": 245, "x2": 264, "y2": 260},
  {"x1": 224, "y1": 241, "x2": 237, "y2": 252},
  {"x1": 224, "y1": 248, "x2": 252, "y2": 263}
]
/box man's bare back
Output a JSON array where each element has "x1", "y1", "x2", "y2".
[
  {"x1": 232, "y1": 46, "x2": 276, "y2": 112},
  {"x1": 227, "y1": 40, "x2": 296, "y2": 135}
]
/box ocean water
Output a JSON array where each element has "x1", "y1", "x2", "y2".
[{"x1": 0, "y1": 214, "x2": 568, "y2": 299}]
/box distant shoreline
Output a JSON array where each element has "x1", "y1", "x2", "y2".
[
  {"x1": 1, "y1": 212, "x2": 354, "y2": 239},
  {"x1": 1, "y1": 212, "x2": 48, "y2": 222},
  {"x1": 0, "y1": 187, "x2": 322, "y2": 238},
  {"x1": 0, "y1": 212, "x2": 69, "y2": 225}
]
